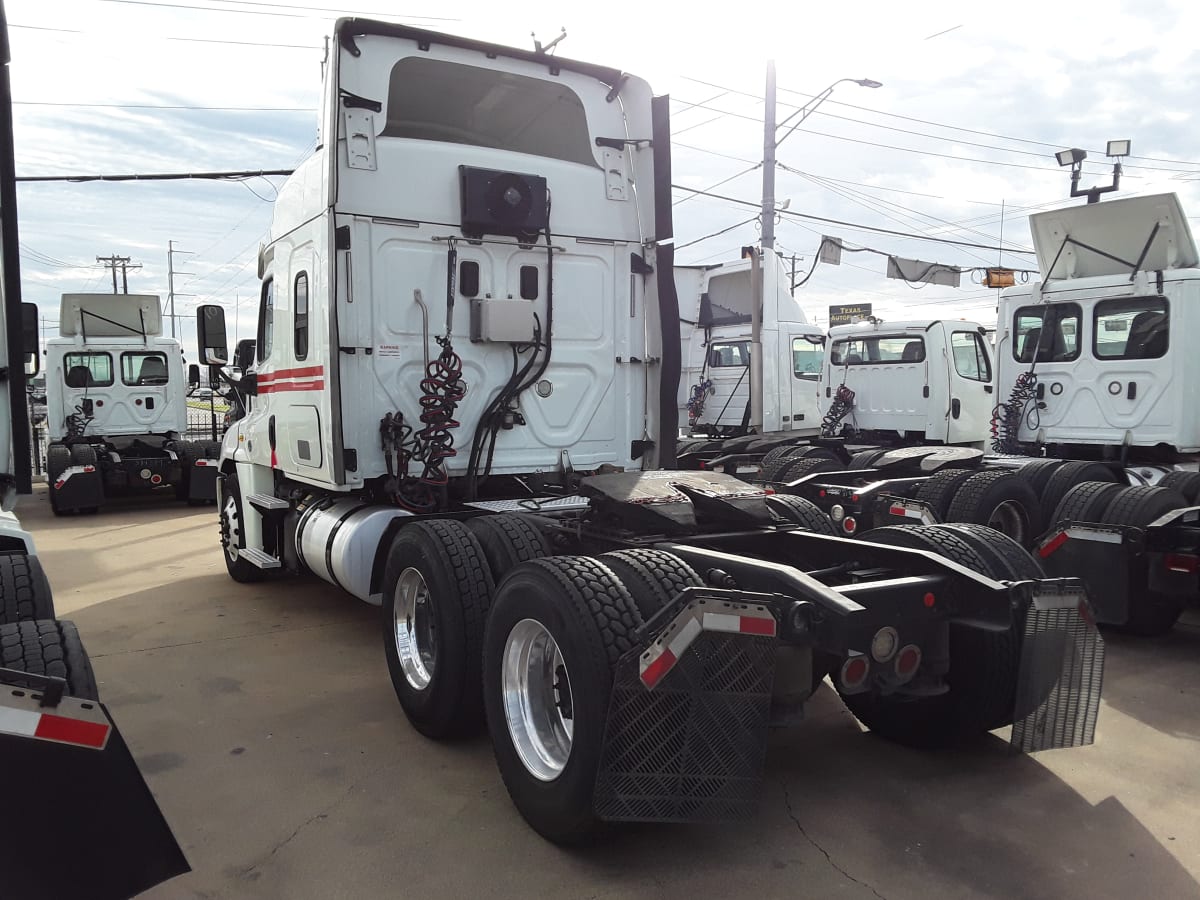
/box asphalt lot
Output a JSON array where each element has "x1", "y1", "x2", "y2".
[{"x1": 24, "y1": 483, "x2": 1200, "y2": 899}]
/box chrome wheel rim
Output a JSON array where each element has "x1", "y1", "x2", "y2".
[
  {"x1": 221, "y1": 493, "x2": 240, "y2": 562},
  {"x1": 987, "y1": 500, "x2": 1027, "y2": 544},
  {"x1": 393, "y1": 567, "x2": 436, "y2": 691},
  {"x1": 502, "y1": 618, "x2": 573, "y2": 782}
]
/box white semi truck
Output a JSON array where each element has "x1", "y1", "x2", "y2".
[
  {"x1": 675, "y1": 250, "x2": 824, "y2": 438},
  {"x1": 0, "y1": 4, "x2": 188, "y2": 892},
  {"x1": 201, "y1": 18, "x2": 1103, "y2": 843},
  {"x1": 43, "y1": 292, "x2": 220, "y2": 514},
  {"x1": 748, "y1": 194, "x2": 1200, "y2": 637}
]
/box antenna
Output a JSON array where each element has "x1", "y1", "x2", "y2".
[{"x1": 531, "y1": 27, "x2": 567, "y2": 55}]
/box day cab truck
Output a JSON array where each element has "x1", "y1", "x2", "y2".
[
  {"x1": 43, "y1": 292, "x2": 220, "y2": 515},
  {"x1": 675, "y1": 250, "x2": 824, "y2": 439},
  {"x1": 0, "y1": 5, "x2": 188, "y2": 894},
  {"x1": 756, "y1": 194, "x2": 1200, "y2": 636},
  {"x1": 200, "y1": 18, "x2": 1104, "y2": 844}
]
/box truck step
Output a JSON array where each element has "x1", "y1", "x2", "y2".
[
  {"x1": 247, "y1": 493, "x2": 290, "y2": 512},
  {"x1": 238, "y1": 547, "x2": 282, "y2": 570}
]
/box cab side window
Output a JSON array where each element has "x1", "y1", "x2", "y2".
[
  {"x1": 257, "y1": 278, "x2": 274, "y2": 364},
  {"x1": 294, "y1": 272, "x2": 309, "y2": 361},
  {"x1": 951, "y1": 332, "x2": 992, "y2": 382}
]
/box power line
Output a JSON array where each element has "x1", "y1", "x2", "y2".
[
  {"x1": 675, "y1": 216, "x2": 759, "y2": 251},
  {"x1": 10, "y1": 22, "x2": 322, "y2": 49},
  {"x1": 15, "y1": 101, "x2": 314, "y2": 111},
  {"x1": 670, "y1": 184, "x2": 1037, "y2": 255},
  {"x1": 16, "y1": 168, "x2": 295, "y2": 183},
  {"x1": 96, "y1": 0, "x2": 458, "y2": 22}
]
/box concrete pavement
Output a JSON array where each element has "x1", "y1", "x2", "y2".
[{"x1": 21, "y1": 484, "x2": 1200, "y2": 899}]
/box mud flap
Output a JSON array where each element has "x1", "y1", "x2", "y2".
[
  {"x1": 1036, "y1": 523, "x2": 1132, "y2": 625},
  {"x1": 0, "y1": 682, "x2": 189, "y2": 898},
  {"x1": 593, "y1": 597, "x2": 776, "y2": 824},
  {"x1": 187, "y1": 458, "x2": 219, "y2": 502},
  {"x1": 1010, "y1": 580, "x2": 1105, "y2": 753},
  {"x1": 51, "y1": 466, "x2": 104, "y2": 512}
]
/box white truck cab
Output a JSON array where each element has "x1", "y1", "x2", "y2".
[
  {"x1": 822, "y1": 318, "x2": 993, "y2": 447},
  {"x1": 994, "y1": 193, "x2": 1200, "y2": 458},
  {"x1": 677, "y1": 250, "x2": 823, "y2": 437},
  {"x1": 43, "y1": 293, "x2": 218, "y2": 512}
]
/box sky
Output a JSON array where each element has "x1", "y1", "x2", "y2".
[{"x1": 10, "y1": 0, "x2": 1200, "y2": 360}]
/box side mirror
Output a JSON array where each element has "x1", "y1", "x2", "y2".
[
  {"x1": 196, "y1": 305, "x2": 229, "y2": 366},
  {"x1": 188, "y1": 364, "x2": 201, "y2": 386},
  {"x1": 233, "y1": 339, "x2": 256, "y2": 373},
  {"x1": 20, "y1": 302, "x2": 39, "y2": 376}
]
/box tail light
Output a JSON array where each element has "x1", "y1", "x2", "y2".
[
  {"x1": 842, "y1": 516, "x2": 858, "y2": 535},
  {"x1": 839, "y1": 654, "x2": 870, "y2": 691},
  {"x1": 870, "y1": 626, "x2": 899, "y2": 662},
  {"x1": 1163, "y1": 553, "x2": 1199, "y2": 575},
  {"x1": 894, "y1": 645, "x2": 922, "y2": 682}
]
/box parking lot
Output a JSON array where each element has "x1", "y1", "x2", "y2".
[{"x1": 26, "y1": 485, "x2": 1200, "y2": 899}]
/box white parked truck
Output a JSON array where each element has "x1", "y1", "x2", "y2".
[
  {"x1": 0, "y1": 5, "x2": 189, "y2": 891},
  {"x1": 676, "y1": 251, "x2": 824, "y2": 437},
  {"x1": 751, "y1": 193, "x2": 1200, "y2": 637},
  {"x1": 202, "y1": 18, "x2": 1104, "y2": 844},
  {"x1": 43, "y1": 292, "x2": 220, "y2": 514}
]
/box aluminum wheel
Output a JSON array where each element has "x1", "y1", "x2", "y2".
[
  {"x1": 393, "y1": 567, "x2": 437, "y2": 691},
  {"x1": 220, "y1": 492, "x2": 241, "y2": 562},
  {"x1": 502, "y1": 618, "x2": 574, "y2": 781},
  {"x1": 987, "y1": 500, "x2": 1028, "y2": 545}
]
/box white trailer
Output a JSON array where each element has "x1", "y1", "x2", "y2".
[
  {"x1": 43, "y1": 292, "x2": 219, "y2": 514},
  {"x1": 201, "y1": 19, "x2": 1102, "y2": 843},
  {"x1": 676, "y1": 251, "x2": 823, "y2": 437}
]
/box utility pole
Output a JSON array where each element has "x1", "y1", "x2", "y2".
[
  {"x1": 95, "y1": 254, "x2": 141, "y2": 293},
  {"x1": 760, "y1": 61, "x2": 778, "y2": 252},
  {"x1": 167, "y1": 240, "x2": 196, "y2": 339}
]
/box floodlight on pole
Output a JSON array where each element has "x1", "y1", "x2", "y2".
[{"x1": 1055, "y1": 139, "x2": 1129, "y2": 204}]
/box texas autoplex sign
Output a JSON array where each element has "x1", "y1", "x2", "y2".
[{"x1": 828, "y1": 303, "x2": 872, "y2": 327}]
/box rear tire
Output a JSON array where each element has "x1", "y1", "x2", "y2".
[
  {"x1": 776, "y1": 455, "x2": 842, "y2": 483},
  {"x1": 1157, "y1": 471, "x2": 1200, "y2": 504},
  {"x1": 0, "y1": 619, "x2": 99, "y2": 701},
  {"x1": 765, "y1": 494, "x2": 839, "y2": 535},
  {"x1": 1101, "y1": 486, "x2": 1188, "y2": 636},
  {"x1": 598, "y1": 549, "x2": 702, "y2": 620},
  {"x1": 844, "y1": 526, "x2": 1023, "y2": 746},
  {"x1": 382, "y1": 520, "x2": 494, "y2": 738},
  {"x1": 0, "y1": 554, "x2": 56, "y2": 625},
  {"x1": 946, "y1": 470, "x2": 1040, "y2": 547},
  {"x1": 484, "y1": 556, "x2": 640, "y2": 844},
  {"x1": 1014, "y1": 459, "x2": 1068, "y2": 496},
  {"x1": 847, "y1": 448, "x2": 886, "y2": 470},
  {"x1": 914, "y1": 468, "x2": 976, "y2": 521},
  {"x1": 465, "y1": 514, "x2": 550, "y2": 580},
  {"x1": 1039, "y1": 462, "x2": 1120, "y2": 530},
  {"x1": 1050, "y1": 481, "x2": 1126, "y2": 528}
]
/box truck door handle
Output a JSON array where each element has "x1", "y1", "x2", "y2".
[
  {"x1": 1036, "y1": 383, "x2": 1046, "y2": 400},
  {"x1": 1127, "y1": 382, "x2": 1137, "y2": 400},
  {"x1": 984, "y1": 384, "x2": 993, "y2": 393},
  {"x1": 951, "y1": 398, "x2": 961, "y2": 419}
]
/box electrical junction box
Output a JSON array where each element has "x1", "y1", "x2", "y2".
[{"x1": 470, "y1": 298, "x2": 537, "y2": 343}]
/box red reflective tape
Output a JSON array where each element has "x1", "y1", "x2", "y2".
[
  {"x1": 739, "y1": 616, "x2": 776, "y2": 636},
  {"x1": 640, "y1": 649, "x2": 676, "y2": 689},
  {"x1": 34, "y1": 713, "x2": 110, "y2": 749},
  {"x1": 1039, "y1": 531, "x2": 1069, "y2": 558},
  {"x1": 258, "y1": 365, "x2": 324, "y2": 384},
  {"x1": 889, "y1": 505, "x2": 906, "y2": 516},
  {"x1": 1164, "y1": 553, "x2": 1199, "y2": 574},
  {"x1": 258, "y1": 380, "x2": 324, "y2": 394}
]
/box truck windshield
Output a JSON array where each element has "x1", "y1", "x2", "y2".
[
  {"x1": 829, "y1": 336, "x2": 924, "y2": 365},
  {"x1": 382, "y1": 57, "x2": 598, "y2": 168},
  {"x1": 63, "y1": 352, "x2": 114, "y2": 388},
  {"x1": 792, "y1": 340, "x2": 823, "y2": 380},
  {"x1": 122, "y1": 352, "x2": 170, "y2": 386}
]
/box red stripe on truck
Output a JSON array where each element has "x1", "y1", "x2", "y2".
[{"x1": 258, "y1": 365, "x2": 324, "y2": 384}]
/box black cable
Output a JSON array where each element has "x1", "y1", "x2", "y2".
[
  {"x1": 16, "y1": 168, "x2": 294, "y2": 183},
  {"x1": 676, "y1": 215, "x2": 759, "y2": 250}
]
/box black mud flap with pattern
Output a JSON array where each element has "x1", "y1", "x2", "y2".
[
  {"x1": 187, "y1": 458, "x2": 220, "y2": 502},
  {"x1": 1010, "y1": 579, "x2": 1105, "y2": 753},
  {"x1": 0, "y1": 681, "x2": 190, "y2": 899},
  {"x1": 593, "y1": 596, "x2": 777, "y2": 824},
  {"x1": 51, "y1": 466, "x2": 104, "y2": 512}
]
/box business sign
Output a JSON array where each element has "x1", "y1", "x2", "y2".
[{"x1": 828, "y1": 303, "x2": 872, "y2": 327}]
